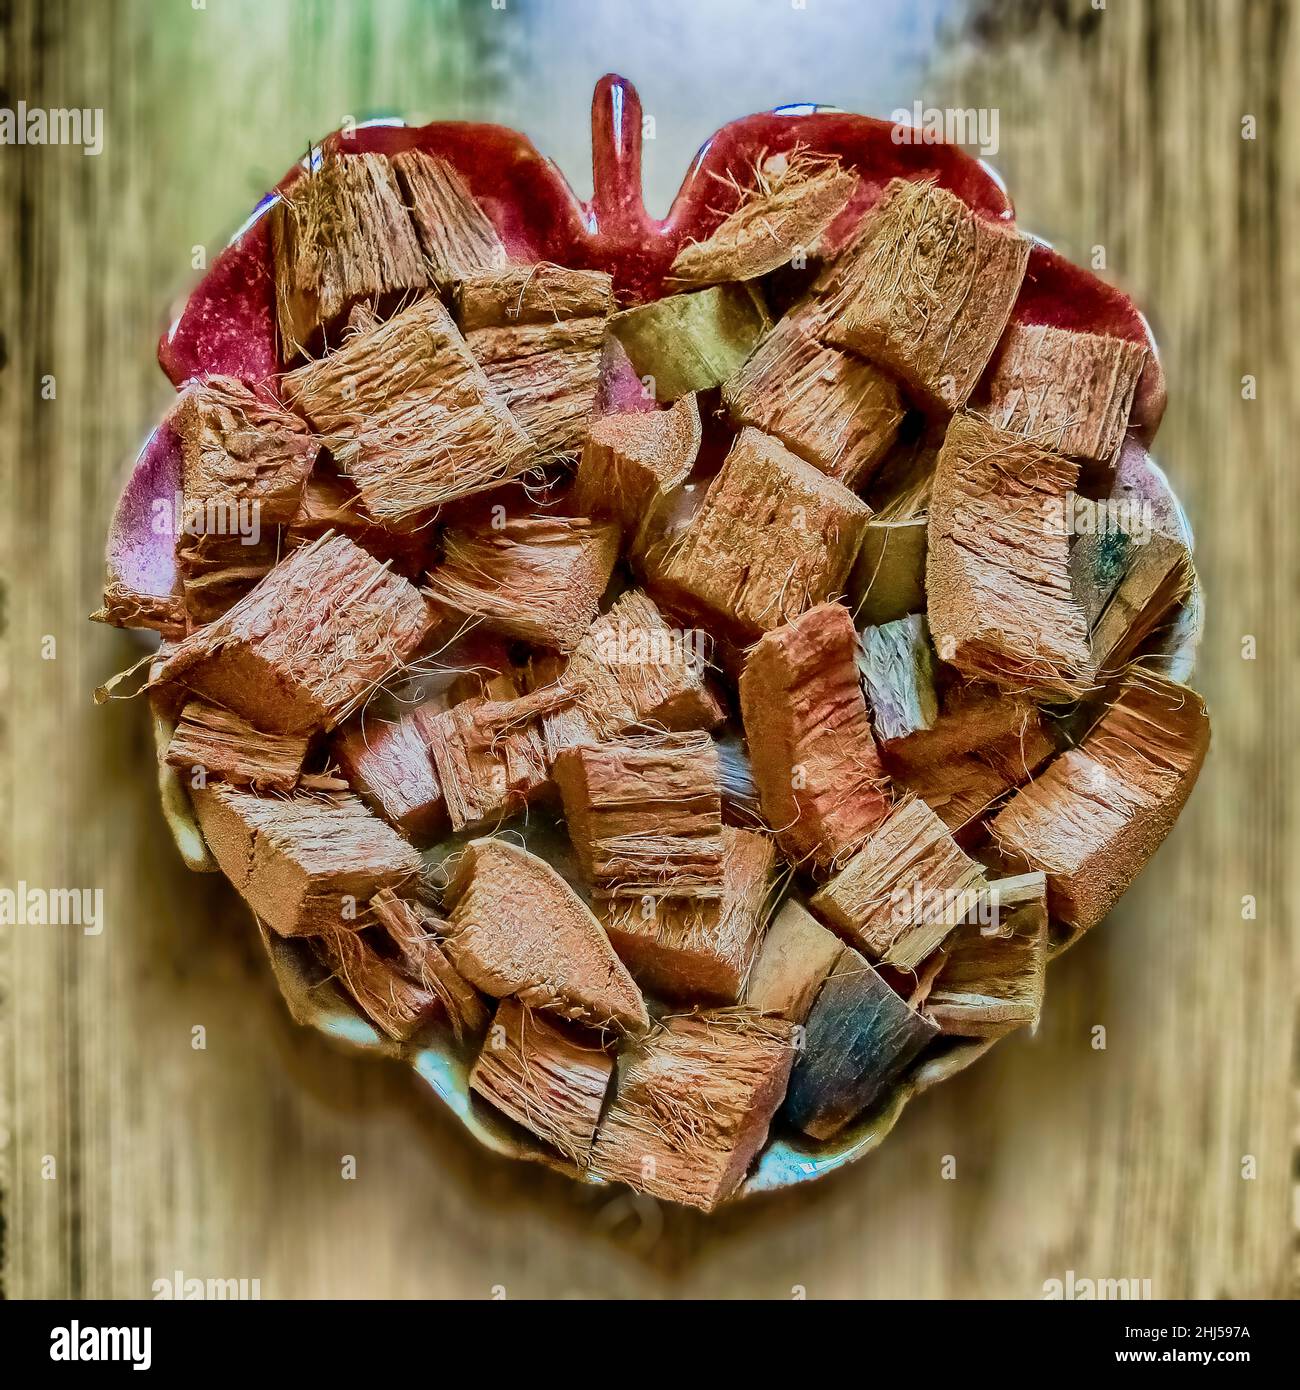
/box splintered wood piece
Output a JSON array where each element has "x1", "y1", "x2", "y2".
[
  {"x1": 784, "y1": 948, "x2": 938, "y2": 1140},
  {"x1": 458, "y1": 265, "x2": 613, "y2": 458},
  {"x1": 1069, "y1": 528, "x2": 1136, "y2": 628},
  {"x1": 669, "y1": 154, "x2": 857, "y2": 285},
  {"x1": 333, "y1": 710, "x2": 446, "y2": 841},
  {"x1": 271, "y1": 150, "x2": 428, "y2": 356},
  {"x1": 174, "y1": 531, "x2": 281, "y2": 625},
  {"x1": 419, "y1": 684, "x2": 573, "y2": 832},
  {"x1": 849, "y1": 516, "x2": 928, "y2": 626},
  {"x1": 526, "y1": 588, "x2": 723, "y2": 750},
  {"x1": 456, "y1": 263, "x2": 613, "y2": 330},
  {"x1": 990, "y1": 671, "x2": 1209, "y2": 932},
  {"x1": 739, "y1": 601, "x2": 891, "y2": 872},
  {"x1": 555, "y1": 732, "x2": 725, "y2": 899},
  {"x1": 722, "y1": 304, "x2": 904, "y2": 489},
  {"x1": 282, "y1": 295, "x2": 534, "y2": 521},
  {"x1": 980, "y1": 322, "x2": 1147, "y2": 462},
  {"x1": 92, "y1": 582, "x2": 186, "y2": 638},
  {"x1": 810, "y1": 797, "x2": 989, "y2": 970},
  {"x1": 927, "y1": 412, "x2": 1095, "y2": 701},
  {"x1": 425, "y1": 515, "x2": 620, "y2": 653},
  {"x1": 928, "y1": 872, "x2": 1048, "y2": 1037},
  {"x1": 155, "y1": 534, "x2": 432, "y2": 735},
  {"x1": 470, "y1": 998, "x2": 615, "y2": 1164},
  {"x1": 165, "y1": 699, "x2": 308, "y2": 793},
  {"x1": 369, "y1": 889, "x2": 489, "y2": 1042},
  {"x1": 175, "y1": 376, "x2": 319, "y2": 528},
  {"x1": 648, "y1": 427, "x2": 871, "y2": 641},
  {"x1": 589, "y1": 1009, "x2": 795, "y2": 1210},
  {"x1": 388, "y1": 149, "x2": 509, "y2": 286},
  {"x1": 573, "y1": 394, "x2": 702, "y2": 532},
  {"x1": 600, "y1": 827, "x2": 776, "y2": 1003},
  {"x1": 316, "y1": 926, "x2": 442, "y2": 1042},
  {"x1": 609, "y1": 284, "x2": 771, "y2": 401},
  {"x1": 1089, "y1": 533, "x2": 1193, "y2": 676},
  {"x1": 820, "y1": 177, "x2": 1029, "y2": 411},
  {"x1": 193, "y1": 783, "x2": 423, "y2": 936},
  {"x1": 284, "y1": 469, "x2": 410, "y2": 560},
  {"x1": 859, "y1": 613, "x2": 939, "y2": 742},
  {"x1": 744, "y1": 897, "x2": 845, "y2": 1023},
  {"x1": 442, "y1": 836, "x2": 649, "y2": 1035}
]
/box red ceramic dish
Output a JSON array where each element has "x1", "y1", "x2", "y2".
[{"x1": 108, "y1": 76, "x2": 1199, "y2": 1198}]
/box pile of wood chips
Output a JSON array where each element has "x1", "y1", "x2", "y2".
[{"x1": 98, "y1": 145, "x2": 1209, "y2": 1211}]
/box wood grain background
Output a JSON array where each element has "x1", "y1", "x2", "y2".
[{"x1": 0, "y1": 0, "x2": 1294, "y2": 1299}]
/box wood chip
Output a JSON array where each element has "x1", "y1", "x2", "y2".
[
  {"x1": 927, "y1": 411, "x2": 1094, "y2": 701},
  {"x1": 316, "y1": 926, "x2": 443, "y2": 1042},
  {"x1": 441, "y1": 836, "x2": 649, "y2": 1035},
  {"x1": 155, "y1": 533, "x2": 433, "y2": 735},
  {"x1": 858, "y1": 613, "x2": 939, "y2": 742},
  {"x1": 457, "y1": 263, "x2": 613, "y2": 329},
  {"x1": 743, "y1": 897, "x2": 844, "y2": 1023},
  {"x1": 271, "y1": 150, "x2": 428, "y2": 357},
  {"x1": 470, "y1": 998, "x2": 615, "y2": 1164},
  {"x1": 193, "y1": 783, "x2": 423, "y2": 937},
  {"x1": 389, "y1": 149, "x2": 509, "y2": 286},
  {"x1": 739, "y1": 601, "x2": 891, "y2": 871},
  {"x1": 165, "y1": 699, "x2": 308, "y2": 793},
  {"x1": 820, "y1": 177, "x2": 1030, "y2": 411},
  {"x1": 92, "y1": 582, "x2": 186, "y2": 638},
  {"x1": 589, "y1": 1009, "x2": 795, "y2": 1210},
  {"x1": 600, "y1": 827, "x2": 776, "y2": 1003},
  {"x1": 848, "y1": 515, "x2": 928, "y2": 627},
  {"x1": 425, "y1": 514, "x2": 620, "y2": 653},
  {"x1": 723, "y1": 303, "x2": 904, "y2": 489},
  {"x1": 174, "y1": 531, "x2": 282, "y2": 625},
  {"x1": 282, "y1": 294, "x2": 534, "y2": 521},
  {"x1": 810, "y1": 797, "x2": 989, "y2": 970},
  {"x1": 784, "y1": 948, "x2": 938, "y2": 1139},
  {"x1": 1089, "y1": 532, "x2": 1193, "y2": 676},
  {"x1": 990, "y1": 671, "x2": 1209, "y2": 932},
  {"x1": 980, "y1": 322, "x2": 1147, "y2": 462},
  {"x1": 333, "y1": 708, "x2": 446, "y2": 841},
  {"x1": 647, "y1": 426, "x2": 871, "y2": 641}
]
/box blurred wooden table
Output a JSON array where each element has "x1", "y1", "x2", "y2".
[{"x1": 0, "y1": 0, "x2": 1294, "y2": 1299}]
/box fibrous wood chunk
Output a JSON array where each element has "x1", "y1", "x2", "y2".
[
  {"x1": 165, "y1": 699, "x2": 307, "y2": 793},
  {"x1": 369, "y1": 889, "x2": 489, "y2": 1042},
  {"x1": 271, "y1": 150, "x2": 428, "y2": 356},
  {"x1": 928, "y1": 872, "x2": 1048, "y2": 1037},
  {"x1": 981, "y1": 322, "x2": 1147, "y2": 462},
  {"x1": 418, "y1": 683, "x2": 573, "y2": 832},
  {"x1": 1069, "y1": 528, "x2": 1136, "y2": 628},
  {"x1": 589, "y1": 1009, "x2": 795, "y2": 1211},
  {"x1": 990, "y1": 672, "x2": 1209, "y2": 932},
  {"x1": 92, "y1": 582, "x2": 186, "y2": 638},
  {"x1": 670, "y1": 154, "x2": 857, "y2": 285},
  {"x1": 810, "y1": 797, "x2": 988, "y2": 970},
  {"x1": 784, "y1": 948, "x2": 938, "y2": 1139},
  {"x1": 282, "y1": 294, "x2": 534, "y2": 521},
  {"x1": 526, "y1": 589, "x2": 723, "y2": 752},
  {"x1": 333, "y1": 710, "x2": 445, "y2": 840},
  {"x1": 1088, "y1": 532, "x2": 1193, "y2": 676},
  {"x1": 470, "y1": 998, "x2": 615, "y2": 1164},
  {"x1": 442, "y1": 836, "x2": 648, "y2": 1035},
  {"x1": 425, "y1": 515, "x2": 620, "y2": 653},
  {"x1": 389, "y1": 149, "x2": 509, "y2": 286},
  {"x1": 573, "y1": 394, "x2": 701, "y2": 533},
  {"x1": 600, "y1": 827, "x2": 775, "y2": 1003},
  {"x1": 175, "y1": 531, "x2": 281, "y2": 625},
  {"x1": 927, "y1": 411, "x2": 1094, "y2": 701},
  {"x1": 610, "y1": 285, "x2": 771, "y2": 401},
  {"x1": 193, "y1": 783, "x2": 423, "y2": 937},
  {"x1": 156, "y1": 534, "x2": 432, "y2": 735},
  {"x1": 316, "y1": 925, "x2": 443, "y2": 1042},
  {"x1": 723, "y1": 304, "x2": 904, "y2": 489},
  {"x1": 858, "y1": 613, "x2": 939, "y2": 742},
  {"x1": 744, "y1": 897, "x2": 844, "y2": 1023},
  {"x1": 820, "y1": 177, "x2": 1029, "y2": 412},
  {"x1": 176, "y1": 376, "x2": 319, "y2": 529},
  {"x1": 555, "y1": 731, "x2": 724, "y2": 899},
  {"x1": 284, "y1": 469, "x2": 412, "y2": 561},
  {"x1": 459, "y1": 265, "x2": 613, "y2": 458},
  {"x1": 648, "y1": 427, "x2": 871, "y2": 641},
  {"x1": 739, "y1": 601, "x2": 891, "y2": 872},
  {"x1": 849, "y1": 516, "x2": 928, "y2": 626}
]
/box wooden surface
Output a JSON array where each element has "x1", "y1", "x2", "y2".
[{"x1": 0, "y1": 0, "x2": 1295, "y2": 1299}]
